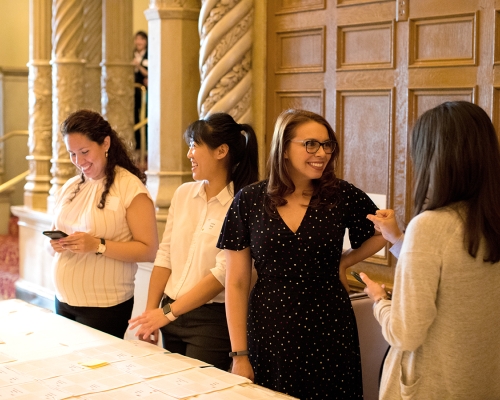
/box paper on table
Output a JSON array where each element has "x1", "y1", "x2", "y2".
[
  {"x1": 82, "y1": 382, "x2": 177, "y2": 400},
  {"x1": 0, "y1": 380, "x2": 68, "y2": 400},
  {"x1": 0, "y1": 366, "x2": 34, "y2": 388},
  {"x1": 113, "y1": 353, "x2": 210, "y2": 379},
  {"x1": 74, "y1": 341, "x2": 165, "y2": 364},
  {"x1": 147, "y1": 367, "x2": 251, "y2": 398},
  {"x1": 5, "y1": 353, "x2": 88, "y2": 380},
  {"x1": 43, "y1": 364, "x2": 142, "y2": 397},
  {"x1": 0, "y1": 352, "x2": 16, "y2": 365}
]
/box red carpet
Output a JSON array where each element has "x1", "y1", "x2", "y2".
[{"x1": 0, "y1": 216, "x2": 20, "y2": 299}]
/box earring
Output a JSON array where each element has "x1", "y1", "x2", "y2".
[{"x1": 105, "y1": 150, "x2": 108, "y2": 158}]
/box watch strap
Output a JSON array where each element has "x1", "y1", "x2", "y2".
[
  {"x1": 95, "y1": 238, "x2": 106, "y2": 255},
  {"x1": 229, "y1": 350, "x2": 249, "y2": 357},
  {"x1": 162, "y1": 303, "x2": 178, "y2": 321}
]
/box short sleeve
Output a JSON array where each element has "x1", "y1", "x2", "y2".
[
  {"x1": 217, "y1": 188, "x2": 251, "y2": 251},
  {"x1": 343, "y1": 182, "x2": 377, "y2": 249},
  {"x1": 114, "y1": 168, "x2": 152, "y2": 209}
]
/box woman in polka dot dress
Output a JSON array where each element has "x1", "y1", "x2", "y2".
[{"x1": 218, "y1": 109, "x2": 386, "y2": 399}]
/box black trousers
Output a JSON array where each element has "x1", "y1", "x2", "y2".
[
  {"x1": 160, "y1": 296, "x2": 231, "y2": 371},
  {"x1": 55, "y1": 297, "x2": 134, "y2": 339}
]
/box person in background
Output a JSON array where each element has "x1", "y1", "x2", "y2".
[
  {"x1": 46, "y1": 109, "x2": 158, "y2": 338},
  {"x1": 133, "y1": 31, "x2": 148, "y2": 152},
  {"x1": 218, "y1": 109, "x2": 386, "y2": 399},
  {"x1": 361, "y1": 101, "x2": 500, "y2": 399},
  {"x1": 129, "y1": 113, "x2": 259, "y2": 371}
]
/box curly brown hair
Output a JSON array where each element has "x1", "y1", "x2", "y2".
[{"x1": 61, "y1": 109, "x2": 146, "y2": 209}]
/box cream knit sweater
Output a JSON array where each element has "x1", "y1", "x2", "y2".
[{"x1": 374, "y1": 207, "x2": 500, "y2": 400}]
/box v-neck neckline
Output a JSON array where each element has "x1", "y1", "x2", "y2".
[{"x1": 276, "y1": 202, "x2": 310, "y2": 234}]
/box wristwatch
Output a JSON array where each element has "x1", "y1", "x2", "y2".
[
  {"x1": 162, "y1": 303, "x2": 178, "y2": 322},
  {"x1": 95, "y1": 238, "x2": 106, "y2": 255}
]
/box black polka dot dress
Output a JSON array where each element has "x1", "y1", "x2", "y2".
[{"x1": 218, "y1": 180, "x2": 377, "y2": 399}]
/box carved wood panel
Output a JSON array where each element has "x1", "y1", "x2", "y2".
[
  {"x1": 337, "y1": 21, "x2": 394, "y2": 70},
  {"x1": 266, "y1": 0, "x2": 497, "y2": 286}
]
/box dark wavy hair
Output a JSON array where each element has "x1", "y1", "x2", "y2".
[
  {"x1": 411, "y1": 101, "x2": 500, "y2": 263},
  {"x1": 61, "y1": 109, "x2": 146, "y2": 209},
  {"x1": 265, "y1": 109, "x2": 340, "y2": 216},
  {"x1": 183, "y1": 113, "x2": 259, "y2": 194}
]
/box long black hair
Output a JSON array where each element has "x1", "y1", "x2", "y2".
[
  {"x1": 183, "y1": 113, "x2": 259, "y2": 194},
  {"x1": 61, "y1": 109, "x2": 146, "y2": 209},
  {"x1": 411, "y1": 101, "x2": 500, "y2": 263}
]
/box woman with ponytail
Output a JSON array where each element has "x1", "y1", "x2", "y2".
[
  {"x1": 130, "y1": 113, "x2": 259, "y2": 370},
  {"x1": 47, "y1": 109, "x2": 158, "y2": 338}
]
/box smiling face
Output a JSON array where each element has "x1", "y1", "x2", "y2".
[
  {"x1": 186, "y1": 140, "x2": 225, "y2": 182},
  {"x1": 284, "y1": 121, "x2": 332, "y2": 185},
  {"x1": 64, "y1": 133, "x2": 110, "y2": 180}
]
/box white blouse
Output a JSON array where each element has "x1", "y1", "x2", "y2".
[
  {"x1": 53, "y1": 167, "x2": 151, "y2": 307},
  {"x1": 154, "y1": 181, "x2": 233, "y2": 304}
]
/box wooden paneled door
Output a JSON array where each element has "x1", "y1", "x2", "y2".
[{"x1": 266, "y1": 0, "x2": 499, "y2": 286}]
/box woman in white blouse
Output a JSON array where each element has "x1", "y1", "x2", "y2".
[
  {"x1": 47, "y1": 109, "x2": 158, "y2": 338},
  {"x1": 129, "y1": 113, "x2": 259, "y2": 370}
]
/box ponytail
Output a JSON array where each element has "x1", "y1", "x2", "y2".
[{"x1": 183, "y1": 113, "x2": 259, "y2": 195}]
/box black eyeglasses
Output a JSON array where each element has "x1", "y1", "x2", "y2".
[{"x1": 290, "y1": 139, "x2": 337, "y2": 154}]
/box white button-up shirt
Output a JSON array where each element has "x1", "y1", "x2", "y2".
[{"x1": 154, "y1": 181, "x2": 234, "y2": 303}]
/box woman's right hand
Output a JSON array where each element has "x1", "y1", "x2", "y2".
[
  {"x1": 50, "y1": 239, "x2": 66, "y2": 253},
  {"x1": 366, "y1": 209, "x2": 402, "y2": 244},
  {"x1": 231, "y1": 356, "x2": 254, "y2": 382},
  {"x1": 128, "y1": 308, "x2": 168, "y2": 342}
]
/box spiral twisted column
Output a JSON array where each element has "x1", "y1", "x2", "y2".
[
  {"x1": 198, "y1": 0, "x2": 253, "y2": 123},
  {"x1": 82, "y1": 0, "x2": 102, "y2": 112},
  {"x1": 48, "y1": 0, "x2": 85, "y2": 210},
  {"x1": 24, "y1": 0, "x2": 53, "y2": 210},
  {"x1": 101, "y1": 0, "x2": 134, "y2": 148}
]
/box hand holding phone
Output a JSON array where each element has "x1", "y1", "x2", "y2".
[
  {"x1": 43, "y1": 230, "x2": 68, "y2": 240},
  {"x1": 350, "y1": 271, "x2": 366, "y2": 286}
]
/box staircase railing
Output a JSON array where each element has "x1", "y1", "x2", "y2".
[
  {"x1": 0, "y1": 130, "x2": 29, "y2": 194},
  {"x1": 1, "y1": 86, "x2": 147, "y2": 196}
]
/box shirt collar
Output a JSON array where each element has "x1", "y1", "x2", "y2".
[{"x1": 194, "y1": 181, "x2": 234, "y2": 205}]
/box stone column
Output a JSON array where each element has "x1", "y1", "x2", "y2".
[
  {"x1": 24, "y1": 0, "x2": 52, "y2": 211},
  {"x1": 145, "y1": 0, "x2": 201, "y2": 225},
  {"x1": 48, "y1": 0, "x2": 85, "y2": 210},
  {"x1": 82, "y1": 0, "x2": 102, "y2": 112},
  {"x1": 198, "y1": 0, "x2": 253, "y2": 123},
  {"x1": 101, "y1": 0, "x2": 134, "y2": 148}
]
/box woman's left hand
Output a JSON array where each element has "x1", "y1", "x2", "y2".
[
  {"x1": 359, "y1": 272, "x2": 389, "y2": 302},
  {"x1": 58, "y1": 232, "x2": 100, "y2": 254},
  {"x1": 129, "y1": 309, "x2": 169, "y2": 341}
]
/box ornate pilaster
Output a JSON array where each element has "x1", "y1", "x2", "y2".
[
  {"x1": 145, "y1": 0, "x2": 201, "y2": 224},
  {"x1": 25, "y1": 0, "x2": 52, "y2": 211},
  {"x1": 101, "y1": 0, "x2": 134, "y2": 148},
  {"x1": 48, "y1": 0, "x2": 85, "y2": 210},
  {"x1": 198, "y1": 0, "x2": 253, "y2": 123},
  {"x1": 82, "y1": 0, "x2": 102, "y2": 112}
]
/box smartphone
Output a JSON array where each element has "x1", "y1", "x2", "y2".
[
  {"x1": 350, "y1": 271, "x2": 366, "y2": 286},
  {"x1": 42, "y1": 230, "x2": 68, "y2": 239}
]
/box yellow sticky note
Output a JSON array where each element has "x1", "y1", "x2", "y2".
[{"x1": 78, "y1": 359, "x2": 109, "y2": 368}]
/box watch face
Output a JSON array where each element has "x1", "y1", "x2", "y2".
[
  {"x1": 97, "y1": 244, "x2": 106, "y2": 254},
  {"x1": 162, "y1": 303, "x2": 171, "y2": 316}
]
